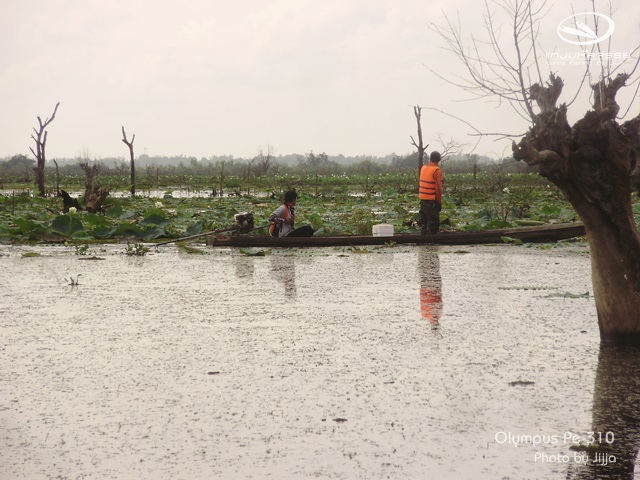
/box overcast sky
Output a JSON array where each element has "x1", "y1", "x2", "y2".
[{"x1": 1, "y1": 0, "x2": 637, "y2": 161}]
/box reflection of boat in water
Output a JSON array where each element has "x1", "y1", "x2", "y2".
[
  {"x1": 567, "y1": 347, "x2": 640, "y2": 479},
  {"x1": 206, "y1": 222, "x2": 585, "y2": 248}
]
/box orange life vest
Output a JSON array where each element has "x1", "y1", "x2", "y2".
[
  {"x1": 419, "y1": 163, "x2": 442, "y2": 201},
  {"x1": 269, "y1": 205, "x2": 291, "y2": 237}
]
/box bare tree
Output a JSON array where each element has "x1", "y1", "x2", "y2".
[
  {"x1": 218, "y1": 160, "x2": 226, "y2": 196},
  {"x1": 432, "y1": 0, "x2": 640, "y2": 344},
  {"x1": 52, "y1": 159, "x2": 61, "y2": 196},
  {"x1": 254, "y1": 145, "x2": 276, "y2": 176},
  {"x1": 29, "y1": 102, "x2": 60, "y2": 196},
  {"x1": 122, "y1": 126, "x2": 136, "y2": 196},
  {"x1": 410, "y1": 105, "x2": 429, "y2": 176},
  {"x1": 435, "y1": 133, "x2": 464, "y2": 161}
]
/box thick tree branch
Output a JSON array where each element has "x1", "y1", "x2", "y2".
[
  {"x1": 592, "y1": 73, "x2": 629, "y2": 119},
  {"x1": 530, "y1": 74, "x2": 564, "y2": 115}
]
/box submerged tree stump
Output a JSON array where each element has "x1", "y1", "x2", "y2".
[
  {"x1": 59, "y1": 190, "x2": 81, "y2": 213},
  {"x1": 79, "y1": 163, "x2": 109, "y2": 213}
]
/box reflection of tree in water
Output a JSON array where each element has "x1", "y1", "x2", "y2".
[
  {"x1": 418, "y1": 248, "x2": 443, "y2": 326},
  {"x1": 271, "y1": 255, "x2": 296, "y2": 298},
  {"x1": 568, "y1": 347, "x2": 640, "y2": 479}
]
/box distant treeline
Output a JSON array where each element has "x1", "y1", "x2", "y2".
[{"x1": 0, "y1": 151, "x2": 529, "y2": 182}]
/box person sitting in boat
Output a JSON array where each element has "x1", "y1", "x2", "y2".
[{"x1": 269, "y1": 189, "x2": 315, "y2": 237}]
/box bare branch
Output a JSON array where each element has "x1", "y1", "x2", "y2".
[
  {"x1": 435, "y1": 132, "x2": 465, "y2": 158},
  {"x1": 423, "y1": 107, "x2": 484, "y2": 153},
  {"x1": 428, "y1": 1, "x2": 545, "y2": 124},
  {"x1": 527, "y1": 0, "x2": 544, "y2": 85},
  {"x1": 121, "y1": 126, "x2": 135, "y2": 147},
  {"x1": 43, "y1": 102, "x2": 60, "y2": 128}
]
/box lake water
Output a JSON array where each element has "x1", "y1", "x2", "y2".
[{"x1": 1, "y1": 242, "x2": 637, "y2": 479}]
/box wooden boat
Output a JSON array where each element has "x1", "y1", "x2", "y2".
[{"x1": 205, "y1": 222, "x2": 585, "y2": 248}]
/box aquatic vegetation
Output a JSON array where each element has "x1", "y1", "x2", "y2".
[
  {"x1": 125, "y1": 242, "x2": 149, "y2": 256},
  {"x1": 73, "y1": 243, "x2": 90, "y2": 255},
  {"x1": 176, "y1": 241, "x2": 208, "y2": 255},
  {"x1": 65, "y1": 274, "x2": 81, "y2": 286},
  {"x1": 238, "y1": 248, "x2": 270, "y2": 256},
  {"x1": 0, "y1": 171, "x2": 612, "y2": 244},
  {"x1": 500, "y1": 236, "x2": 523, "y2": 245},
  {"x1": 498, "y1": 286, "x2": 558, "y2": 291},
  {"x1": 547, "y1": 291, "x2": 591, "y2": 299}
]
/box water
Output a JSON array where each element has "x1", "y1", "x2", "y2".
[{"x1": 1, "y1": 242, "x2": 636, "y2": 479}]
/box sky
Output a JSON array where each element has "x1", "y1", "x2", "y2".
[{"x1": 1, "y1": 0, "x2": 638, "y2": 161}]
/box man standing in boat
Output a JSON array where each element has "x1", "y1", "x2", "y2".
[
  {"x1": 419, "y1": 151, "x2": 444, "y2": 235},
  {"x1": 269, "y1": 189, "x2": 315, "y2": 237}
]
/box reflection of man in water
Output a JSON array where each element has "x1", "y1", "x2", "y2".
[
  {"x1": 270, "y1": 255, "x2": 297, "y2": 298},
  {"x1": 418, "y1": 248, "x2": 443, "y2": 324}
]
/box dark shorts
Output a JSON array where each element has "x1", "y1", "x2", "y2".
[
  {"x1": 420, "y1": 200, "x2": 441, "y2": 234},
  {"x1": 287, "y1": 225, "x2": 315, "y2": 237}
]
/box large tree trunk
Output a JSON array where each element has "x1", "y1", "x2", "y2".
[
  {"x1": 513, "y1": 74, "x2": 640, "y2": 345},
  {"x1": 34, "y1": 157, "x2": 46, "y2": 197}
]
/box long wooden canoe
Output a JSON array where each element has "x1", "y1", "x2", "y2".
[{"x1": 205, "y1": 222, "x2": 585, "y2": 248}]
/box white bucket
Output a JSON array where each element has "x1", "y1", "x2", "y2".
[{"x1": 372, "y1": 224, "x2": 394, "y2": 237}]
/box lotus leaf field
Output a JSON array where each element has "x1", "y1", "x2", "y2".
[{"x1": 2, "y1": 171, "x2": 637, "y2": 244}]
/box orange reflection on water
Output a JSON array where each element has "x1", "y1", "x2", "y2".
[{"x1": 418, "y1": 248, "x2": 443, "y2": 325}]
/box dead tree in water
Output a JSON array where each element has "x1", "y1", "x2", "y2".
[
  {"x1": 52, "y1": 159, "x2": 61, "y2": 196},
  {"x1": 432, "y1": 1, "x2": 640, "y2": 344},
  {"x1": 121, "y1": 126, "x2": 136, "y2": 196},
  {"x1": 29, "y1": 102, "x2": 60, "y2": 197},
  {"x1": 79, "y1": 163, "x2": 109, "y2": 213},
  {"x1": 410, "y1": 105, "x2": 429, "y2": 177}
]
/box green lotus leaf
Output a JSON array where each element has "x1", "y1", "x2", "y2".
[
  {"x1": 15, "y1": 218, "x2": 49, "y2": 236},
  {"x1": 91, "y1": 226, "x2": 119, "y2": 239},
  {"x1": 185, "y1": 222, "x2": 203, "y2": 236},
  {"x1": 137, "y1": 226, "x2": 166, "y2": 240},
  {"x1": 51, "y1": 215, "x2": 84, "y2": 236},
  {"x1": 82, "y1": 213, "x2": 111, "y2": 228},
  {"x1": 140, "y1": 213, "x2": 169, "y2": 227}
]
